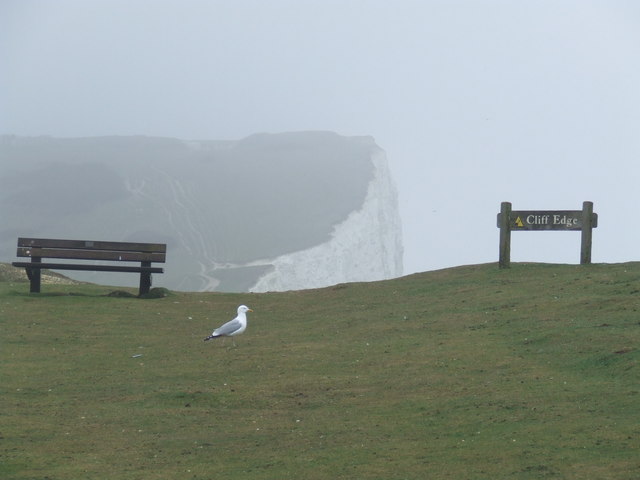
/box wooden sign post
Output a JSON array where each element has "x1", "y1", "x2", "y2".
[{"x1": 497, "y1": 201, "x2": 598, "y2": 268}]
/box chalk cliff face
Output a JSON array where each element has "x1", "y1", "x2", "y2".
[
  {"x1": 249, "y1": 147, "x2": 402, "y2": 292},
  {"x1": 0, "y1": 132, "x2": 403, "y2": 291}
]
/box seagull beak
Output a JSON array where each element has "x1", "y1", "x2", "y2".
[{"x1": 248, "y1": 308, "x2": 254, "y2": 312}]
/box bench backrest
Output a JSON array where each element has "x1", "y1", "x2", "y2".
[{"x1": 16, "y1": 238, "x2": 167, "y2": 263}]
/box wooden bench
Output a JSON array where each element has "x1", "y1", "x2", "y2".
[{"x1": 12, "y1": 237, "x2": 166, "y2": 296}]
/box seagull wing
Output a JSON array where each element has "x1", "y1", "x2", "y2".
[{"x1": 213, "y1": 318, "x2": 242, "y2": 337}]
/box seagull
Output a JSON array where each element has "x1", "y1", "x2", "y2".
[{"x1": 204, "y1": 305, "x2": 253, "y2": 346}]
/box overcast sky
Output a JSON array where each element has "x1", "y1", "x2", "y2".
[{"x1": 2, "y1": 0, "x2": 640, "y2": 276}]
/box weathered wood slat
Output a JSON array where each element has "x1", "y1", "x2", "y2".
[
  {"x1": 16, "y1": 247, "x2": 166, "y2": 263},
  {"x1": 17, "y1": 237, "x2": 166, "y2": 254},
  {"x1": 11, "y1": 262, "x2": 163, "y2": 274}
]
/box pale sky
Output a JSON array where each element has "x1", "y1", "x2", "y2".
[{"x1": 2, "y1": 0, "x2": 640, "y2": 275}]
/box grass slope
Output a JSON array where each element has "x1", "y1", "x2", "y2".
[{"x1": 2, "y1": 262, "x2": 639, "y2": 479}]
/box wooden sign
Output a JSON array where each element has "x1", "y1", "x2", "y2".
[
  {"x1": 497, "y1": 201, "x2": 597, "y2": 268},
  {"x1": 497, "y1": 210, "x2": 598, "y2": 231}
]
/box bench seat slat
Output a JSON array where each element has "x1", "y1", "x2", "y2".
[
  {"x1": 16, "y1": 247, "x2": 166, "y2": 263},
  {"x1": 17, "y1": 237, "x2": 166, "y2": 254},
  {"x1": 12, "y1": 262, "x2": 163, "y2": 274}
]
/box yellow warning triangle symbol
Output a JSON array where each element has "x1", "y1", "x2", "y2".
[{"x1": 515, "y1": 216, "x2": 524, "y2": 227}]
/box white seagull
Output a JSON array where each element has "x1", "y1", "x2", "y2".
[{"x1": 204, "y1": 305, "x2": 253, "y2": 345}]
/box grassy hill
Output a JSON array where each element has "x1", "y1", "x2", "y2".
[{"x1": 2, "y1": 262, "x2": 639, "y2": 479}]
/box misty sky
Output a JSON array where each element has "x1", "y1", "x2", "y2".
[{"x1": 2, "y1": 0, "x2": 640, "y2": 276}]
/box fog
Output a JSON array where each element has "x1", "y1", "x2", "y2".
[{"x1": 2, "y1": 0, "x2": 640, "y2": 275}]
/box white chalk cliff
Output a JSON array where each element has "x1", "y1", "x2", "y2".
[{"x1": 250, "y1": 147, "x2": 402, "y2": 291}]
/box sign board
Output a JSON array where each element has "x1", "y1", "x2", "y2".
[
  {"x1": 497, "y1": 201, "x2": 597, "y2": 268},
  {"x1": 497, "y1": 210, "x2": 598, "y2": 231}
]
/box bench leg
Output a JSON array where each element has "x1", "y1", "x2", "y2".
[
  {"x1": 26, "y1": 257, "x2": 42, "y2": 293},
  {"x1": 139, "y1": 262, "x2": 152, "y2": 296},
  {"x1": 27, "y1": 268, "x2": 41, "y2": 293}
]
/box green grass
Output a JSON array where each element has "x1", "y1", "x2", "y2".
[{"x1": 2, "y1": 262, "x2": 639, "y2": 479}]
